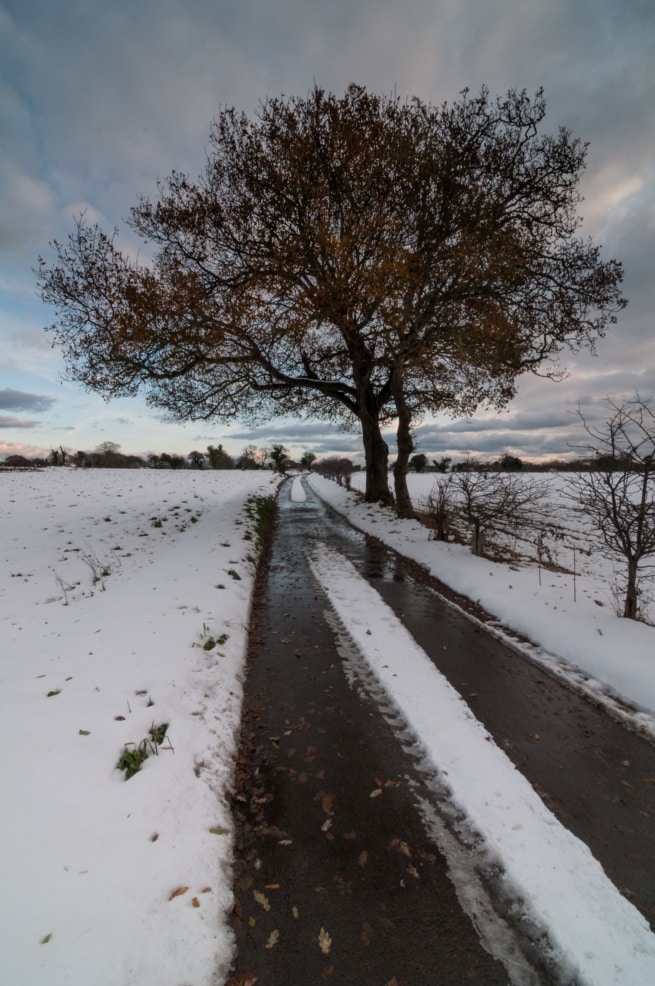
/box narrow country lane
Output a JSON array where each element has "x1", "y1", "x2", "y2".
[{"x1": 228, "y1": 479, "x2": 655, "y2": 985}]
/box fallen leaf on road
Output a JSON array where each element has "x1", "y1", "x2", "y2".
[
  {"x1": 370, "y1": 788, "x2": 382, "y2": 798},
  {"x1": 253, "y1": 891, "x2": 270, "y2": 911},
  {"x1": 265, "y1": 930, "x2": 280, "y2": 949},
  {"x1": 358, "y1": 851, "x2": 368, "y2": 867},
  {"x1": 168, "y1": 886, "x2": 189, "y2": 901},
  {"x1": 318, "y1": 927, "x2": 332, "y2": 954}
]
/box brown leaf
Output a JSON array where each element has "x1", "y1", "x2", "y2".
[
  {"x1": 209, "y1": 825, "x2": 230, "y2": 835},
  {"x1": 318, "y1": 927, "x2": 332, "y2": 954},
  {"x1": 358, "y1": 851, "x2": 368, "y2": 867},
  {"x1": 265, "y1": 929, "x2": 280, "y2": 949},
  {"x1": 253, "y1": 890, "x2": 270, "y2": 911},
  {"x1": 369, "y1": 788, "x2": 382, "y2": 799},
  {"x1": 191, "y1": 897, "x2": 200, "y2": 908},
  {"x1": 321, "y1": 794, "x2": 335, "y2": 815},
  {"x1": 168, "y1": 886, "x2": 189, "y2": 901}
]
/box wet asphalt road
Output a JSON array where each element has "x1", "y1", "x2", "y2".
[{"x1": 228, "y1": 479, "x2": 655, "y2": 985}]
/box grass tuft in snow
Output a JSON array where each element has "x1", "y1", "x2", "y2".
[{"x1": 116, "y1": 722, "x2": 170, "y2": 779}]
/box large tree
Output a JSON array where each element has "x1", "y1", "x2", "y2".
[{"x1": 37, "y1": 85, "x2": 625, "y2": 508}]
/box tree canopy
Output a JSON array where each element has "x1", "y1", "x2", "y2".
[{"x1": 37, "y1": 84, "x2": 626, "y2": 510}]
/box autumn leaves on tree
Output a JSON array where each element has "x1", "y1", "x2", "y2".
[{"x1": 37, "y1": 85, "x2": 625, "y2": 515}]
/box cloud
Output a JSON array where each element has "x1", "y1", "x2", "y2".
[
  {"x1": 0, "y1": 415, "x2": 40, "y2": 429},
  {"x1": 0, "y1": 439, "x2": 50, "y2": 458},
  {"x1": 0, "y1": 388, "x2": 55, "y2": 412}
]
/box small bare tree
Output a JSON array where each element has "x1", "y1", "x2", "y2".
[
  {"x1": 452, "y1": 468, "x2": 546, "y2": 556},
  {"x1": 569, "y1": 396, "x2": 655, "y2": 620},
  {"x1": 421, "y1": 477, "x2": 455, "y2": 541}
]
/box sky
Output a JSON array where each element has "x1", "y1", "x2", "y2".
[{"x1": 1, "y1": 0, "x2": 653, "y2": 464}]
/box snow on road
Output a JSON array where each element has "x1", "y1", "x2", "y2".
[{"x1": 310, "y1": 540, "x2": 655, "y2": 985}]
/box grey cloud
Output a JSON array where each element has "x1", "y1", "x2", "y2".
[
  {"x1": 231, "y1": 421, "x2": 356, "y2": 442},
  {"x1": 0, "y1": 388, "x2": 55, "y2": 412},
  {"x1": 0, "y1": 415, "x2": 39, "y2": 428}
]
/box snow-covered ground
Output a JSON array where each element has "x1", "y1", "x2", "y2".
[
  {"x1": 0, "y1": 468, "x2": 277, "y2": 986},
  {"x1": 2, "y1": 468, "x2": 654, "y2": 985}
]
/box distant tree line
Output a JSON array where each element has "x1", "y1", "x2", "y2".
[
  {"x1": 4, "y1": 444, "x2": 650, "y2": 474},
  {"x1": 2, "y1": 442, "x2": 299, "y2": 471}
]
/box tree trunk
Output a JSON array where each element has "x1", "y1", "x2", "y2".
[
  {"x1": 393, "y1": 417, "x2": 416, "y2": 519},
  {"x1": 391, "y1": 367, "x2": 417, "y2": 519},
  {"x1": 361, "y1": 414, "x2": 392, "y2": 504},
  {"x1": 624, "y1": 557, "x2": 639, "y2": 619},
  {"x1": 351, "y1": 354, "x2": 393, "y2": 505}
]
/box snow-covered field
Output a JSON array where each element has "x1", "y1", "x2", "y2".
[
  {"x1": 2, "y1": 467, "x2": 654, "y2": 985},
  {"x1": 0, "y1": 468, "x2": 277, "y2": 986}
]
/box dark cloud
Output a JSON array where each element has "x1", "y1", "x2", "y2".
[{"x1": 0, "y1": 388, "x2": 55, "y2": 412}]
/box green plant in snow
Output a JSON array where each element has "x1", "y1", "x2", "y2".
[{"x1": 116, "y1": 722, "x2": 170, "y2": 779}]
